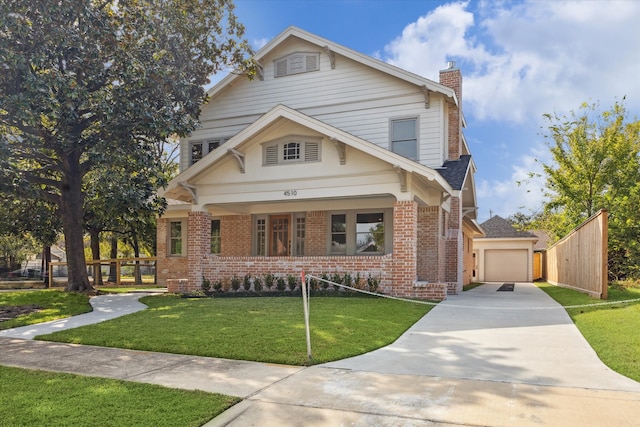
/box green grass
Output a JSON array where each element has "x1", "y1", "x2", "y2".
[
  {"x1": 0, "y1": 365, "x2": 238, "y2": 427},
  {"x1": 37, "y1": 295, "x2": 433, "y2": 365},
  {"x1": 463, "y1": 282, "x2": 484, "y2": 291},
  {"x1": 0, "y1": 290, "x2": 92, "y2": 330},
  {"x1": 536, "y1": 282, "x2": 640, "y2": 382}
]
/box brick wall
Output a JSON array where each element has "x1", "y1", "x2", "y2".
[
  {"x1": 221, "y1": 215, "x2": 252, "y2": 256},
  {"x1": 156, "y1": 217, "x2": 188, "y2": 286},
  {"x1": 187, "y1": 211, "x2": 212, "y2": 286},
  {"x1": 444, "y1": 197, "x2": 462, "y2": 292},
  {"x1": 305, "y1": 211, "x2": 326, "y2": 256},
  {"x1": 391, "y1": 200, "x2": 418, "y2": 296},
  {"x1": 439, "y1": 66, "x2": 462, "y2": 161},
  {"x1": 417, "y1": 206, "x2": 440, "y2": 282}
]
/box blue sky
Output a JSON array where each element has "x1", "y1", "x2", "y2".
[{"x1": 226, "y1": 0, "x2": 640, "y2": 223}]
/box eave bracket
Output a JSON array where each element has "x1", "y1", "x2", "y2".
[
  {"x1": 178, "y1": 182, "x2": 198, "y2": 204},
  {"x1": 323, "y1": 45, "x2": 336, "y2": 69},
  {"x1": 331, "y1": 138, "x2": 346, "y2": 165},
  {"x1": 394, "y1": 165, "x2": 408, "y2": 192},
  {"x1": 228, "y1": 148, "x2": 246, "y2": 173},
  {"x1": 420, "y1": 85, "x2": 430, "y2": 109}
]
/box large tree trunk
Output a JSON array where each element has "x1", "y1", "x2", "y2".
[
  {"x1": 89, "y1": 228, "x2": 103, "y2": 286},
  {"x1": 61, "y1": 157, "x2": 92, "y2": 292},
  {"x1": 41, "y1": 245, "x2": 51, "y2": 285},
  {"x1": 133, "y1": 234, "x2": 142, "y2": 285}
]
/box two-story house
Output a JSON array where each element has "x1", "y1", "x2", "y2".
[{"x1": 157, "y1": 27, "x2": 482, "y2": 300}]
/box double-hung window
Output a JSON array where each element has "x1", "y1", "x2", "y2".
[
  {"x1": 190, "y1": 138, "x2": 227, "y2": 165},
  {"x1": 169, "y1": 221, "x2": 185, "y2": 256},
  {"x1": 390, "y1": 118, "x2": 418, "y2": 161}
]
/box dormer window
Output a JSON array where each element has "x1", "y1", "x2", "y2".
[
  {"x1": 263, "y1": 136, "x2": 321, "y2": 166},
  {"x1": 274, "y1": 52, "x2": 320, "y2": 78}
]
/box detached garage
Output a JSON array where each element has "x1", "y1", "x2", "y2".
[{"x1": 474, "y1": 216, "x2": 538, "y2": 282}]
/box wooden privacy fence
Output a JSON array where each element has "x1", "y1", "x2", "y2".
[
  {"x1": 544, "y1": 210, "x2": 608, "y2": 299},
  {"x1": 48, "y1": 257, "x2": 157, "y2": 288}
]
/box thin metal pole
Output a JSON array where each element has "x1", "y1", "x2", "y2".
[{"x1": 301, "y1": 271, "x2": 312, "y2": 364}]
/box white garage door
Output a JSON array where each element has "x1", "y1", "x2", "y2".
[{"x1": 484, "y1": 249, "x2": 528, "y2": 282}]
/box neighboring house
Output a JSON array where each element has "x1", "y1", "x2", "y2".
[
  {"x1": 157, "y1": 27, "x2": 482, "y2": 300},
  {"x1": 473, "y1": 216, "x2": 538, "y2": 282}
]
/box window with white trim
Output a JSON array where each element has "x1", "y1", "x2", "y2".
[
  {"x1": 274, "y1": 52, "x2": 320, "y2": 77},
  {"x1": 390, "y1": 118, "x2": 418, "y2": 161},
  {"x1": 210, "y1": 219, "x2": 221, "y2": 254},
  {"x1": 169, "y1": 220, "x2": 186, "y2": 256},
  {"x1": 263, "y1": 136, "x2": 321, "y2": 166},
  {"x1": 189, "y1": 138, "x2": 228, "y2": 165}
]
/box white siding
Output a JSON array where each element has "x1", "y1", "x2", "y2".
[{"x1": 180, "y1": 38, "x2": 447, "y2": 172}]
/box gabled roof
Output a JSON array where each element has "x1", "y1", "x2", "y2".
[
  {"x1": 477, "y1": 215, "x2": 538, "y2": 239},
  {"x1": 161, "y1": 104, "x2": 454, "y2": 201},
  {"x1": 207, "y1": 26, "x2": 458, "y2": 107}
]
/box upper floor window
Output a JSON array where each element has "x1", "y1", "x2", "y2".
[
  {"x1": 190, "y1": 138, "x2": 227, "y2": 165},
  {"x1": 390, "y1": 118, "x2": 418, "y2": 161},
  {"x1": 274, "y1": 52, "x2": 320, "y2": 78},
  {"x1": 263, "y1": 136, "x2": 321, "y2": 166}
]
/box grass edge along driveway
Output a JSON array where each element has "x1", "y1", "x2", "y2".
[{"x1": 536, "y1": 282, "x2": 640, "y2": 382}]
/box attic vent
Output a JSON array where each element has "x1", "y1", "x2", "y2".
[
  {"x1": 305, "y1": 142, "x2": 319, "y2": 162},
  {"x1": 274, "y1": 52, "x2": 320, "y2": 78},
  {"x1": 265, "y1": 145, "x2": 278, "y2": 166}
]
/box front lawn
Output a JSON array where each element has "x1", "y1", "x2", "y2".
[
  {"x1": 536, "y1": 282, "x2": 640, "y2": 382},
  {"x1": 0, "y1": 365, "x2": 237, "y2": 427},
  {"x1": 0, "y1": 290, "x2": 92, "y2": 330},
  {"x1": 36, "y1": 295, "x2": 433, "y2": 365}
]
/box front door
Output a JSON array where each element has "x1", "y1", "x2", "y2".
[{"x1": 270, "y1": 215, "x2": 290, "y2": 256}]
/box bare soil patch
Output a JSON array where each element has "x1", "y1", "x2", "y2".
[{"x1": 0, "y1": 305, "x2": 43, "y2": 322}]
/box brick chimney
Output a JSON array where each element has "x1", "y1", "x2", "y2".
[{"x1": 439, "y1": 61, "x2": 462, "y2": 161}]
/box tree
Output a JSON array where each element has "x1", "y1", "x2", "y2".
[
  {"x1": 537, "y1": 100, "x2": 640, "y2": 279},
  {"x1": 0, "y1": 0, "x2": 255, "y2": 291}
]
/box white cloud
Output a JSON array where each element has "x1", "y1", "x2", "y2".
[
  {"x1": 383, "y1": 0, "x2": 640, "y2": 123},
  {"x1": 476, "y1": 144, "x2": 550, "y2": 223}
]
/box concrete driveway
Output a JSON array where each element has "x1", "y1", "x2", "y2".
[{"x1": 211, "y1": 282, "x2": 640, "y2": 426}]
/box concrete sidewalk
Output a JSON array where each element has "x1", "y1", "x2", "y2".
[
  {"x1": 0, "y1": 291, "x2": 163, "y2": 339},
  {"x1": 2, "y1": 283, "x2": 640, "y2": 426}
]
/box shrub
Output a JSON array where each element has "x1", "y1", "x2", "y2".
[
  {"x1": 275, "y1": 276, "x2": 286, "y2": 291},
  {"x1": 367, "y1": 274, "x2": 380, "y2": 292},
  {"x1": 201, "y1": 276, "x2": 211, "y2": 292},
  {"x1": 287, "y1": 274, "x2": 297, "y2": 291},
  {"x1": 253, "y1": 276, "x2": 263, "y2": 292},
  {"x1": 331, "y1": 272, "x2": 343, "y2": 292},
  {"x1": 230, "y1": 276, "x2": 241, "y2": 292},
  {"x1": 212, "y1": 280, "x2": 223, "y2": 292},
  {"x1": 264, "y1": 274, "x2": 275, "y2": 290},
  {"x1": 243, "y1": 274, "x2": 252, "y2": 291},
  {"x1": 320, "y1": 273, "x2": 330, "y2": 290},
  {"x1": 309, "y1": 276, "x2": 319, "y2": 292}
]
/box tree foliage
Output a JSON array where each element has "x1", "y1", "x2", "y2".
[
  {"x1": 0, "y1": 0, "x2": 255, "y2": 291},
  {"x1": 537, "y1": 100, "x2": 640, "y2": 279}
]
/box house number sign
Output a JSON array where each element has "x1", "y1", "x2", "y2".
[{"x1": 283, "y1": 190, "x2": 298, "y2": 196}]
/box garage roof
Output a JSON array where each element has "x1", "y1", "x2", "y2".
[{"x1": 477, "y1": 215, "x2": 537, "y2": 239}]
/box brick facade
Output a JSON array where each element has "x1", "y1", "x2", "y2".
[
  {"x1": 156, "y1": 218, "x2": 188, "y2": 286},
  {"x1": 439, "y1": 66, "x2": 462, "y2": 161},
  {"x1": 187, "y1": 211, "x2": 212, "y2": 287},
  {"x1": 221, "y1": 215, "x2": 252, "y2": 256}
]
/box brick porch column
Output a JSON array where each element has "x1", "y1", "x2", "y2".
[
  {"x1": 445, "y1": 196, "x2": 463, "y2": 293},
  {"x1": 187, "y1": 210, "x2": 212, "y2": 289},
  {"x1": 392, "y1": 200, "x2": 418, "y2": 297}
]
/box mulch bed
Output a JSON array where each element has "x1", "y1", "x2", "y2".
[{"x1": 0, "y1": 304, "x2": 43, "y2": 322}]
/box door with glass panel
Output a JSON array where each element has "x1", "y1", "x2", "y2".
[{"x1": 270, "y1": 215, "x2": 290, "y2": 256}]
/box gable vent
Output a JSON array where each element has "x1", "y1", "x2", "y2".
[
  {"x1": 305, "y1": 142, "x2": 320, "y2": 162},
  {"x1": 265, "y1": 145, "x2": 278, "y2": 165},
  {"x1": 274, "y1": 52, "x2": 320, "y2": 78}
]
